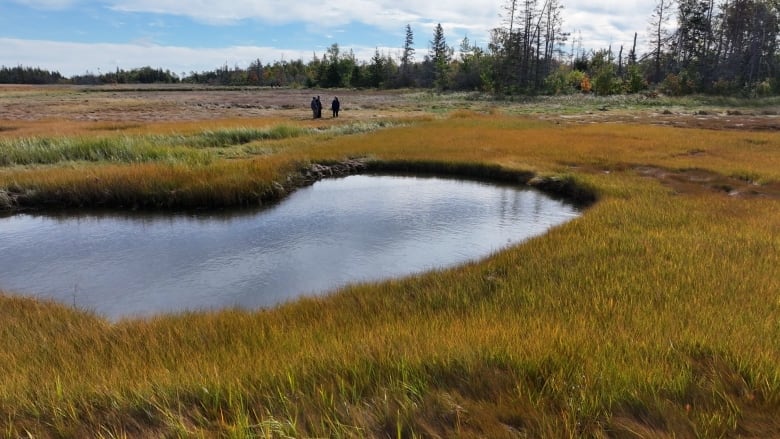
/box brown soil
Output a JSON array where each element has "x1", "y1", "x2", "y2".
[
  {"x1": 2, "y1": 84, "x2": 778, "y2": 132},
  {"x1": 0, "y1": 85, "x2": 418, "y2": 124},
  {"x1": 549, "y1": 109, "x2": 780, "y2": 132},
  {"x1": 635, "y1": 166, "x2": 780, "y2": 199}
]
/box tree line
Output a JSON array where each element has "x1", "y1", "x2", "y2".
[
  {"x1": 3, "y1": 0, "x2": 778, "y2": 96},
  {"x1": 0, "y1": 66, "x2": 64, "y2": 84}
]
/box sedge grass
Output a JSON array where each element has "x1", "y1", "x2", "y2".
[
  {"x1": 0, "y1": 121, "x2": 404, "y2": 168},
  {"x1": 1, "y1": 108, "x2": 780, "y2": 436},
  {"x1": 0, "y1": 135, "x2": 211, "y2": 166}
]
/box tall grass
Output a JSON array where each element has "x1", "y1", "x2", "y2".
[
  {"x1": 188, "y1": 125, "x2": 309, "y2": 148},
  {"x1": 1, "y1": 108, "x2": 780, "y2": 436},
  {"x1": 0, "y1": 122, "x2": 401, "y2": 168},
  {"x1": 0, "y1": 126, "x2": 308, "y2": 166},
  {"x1": 1, "y1": 156, "x2": 300, "y2": 209},
  {"x1": 0, "y1": 135, "x2": 211, "y2": 166}
]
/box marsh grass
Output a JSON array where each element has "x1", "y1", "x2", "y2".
[
  {"x1": 1, "y1": 157, "x2": 300, "y2": 209},
  {"x1": 0, "y1": 135, "x2": 211, "y2": 166},
  {"x1": 189, "y1": 125, "x2": 309, "y2": 148},
  {"x1": 0, "y1": 127, "x2": 304, "y2": 166},
  {"x1": 1, "y1": 106, "x2": 780, "y2": 436},
  {"x1": 0, "y1": 121, "x2": 402, "y2": 168}
]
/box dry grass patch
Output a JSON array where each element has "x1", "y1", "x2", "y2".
[{"x1": 1, "y1": 102, "x2": 780, "y2": 436}]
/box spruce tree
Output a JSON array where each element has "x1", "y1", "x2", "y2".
[
  {"x1": 401, "y1": 24, "x2": 415, "y2": 85},
  {"x1": 430, "y1": 23, "x2": 451, "y2": 89}
]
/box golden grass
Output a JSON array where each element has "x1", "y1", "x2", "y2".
[{"x1": 1, "y1": 105, "x2": 780, "y2": 437}]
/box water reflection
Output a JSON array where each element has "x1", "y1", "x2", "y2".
[{"x1": 0, "y1": 175, "x2": 580, "y2": 320}]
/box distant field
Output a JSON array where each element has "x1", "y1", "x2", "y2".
[{"x1": 1, "y1": 86, "x2": 779, "y2": 437}]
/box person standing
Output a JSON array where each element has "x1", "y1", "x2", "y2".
[
  {"x1": 310, "y1": 97, "x2": 318, "y2": 118},
  {"x1": 331, "y1": 96, "x2": 340, "y2": 118},
  {"x1": 316, "y1": 96, "x2": 323, "y2": 118}
]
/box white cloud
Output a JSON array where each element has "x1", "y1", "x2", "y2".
[
  {"x1": 106, "y1": 0, "x2": 502, "y2": 41},
  {"x1": 0, "y1": 38, "x2": 316, "y2": 77},
  {"x1": 2, "y1": 0, "x2": 665, "y2": 76},
  {"x1": 563, "y1": 0, "x2": 657, "y2": 53},
  {"x1": 10, "y1": 0, "x2": 81, "y2": 9},
  {"x1": 104, "y1": 0, "x2": 659, "y2": 52},
  {"x1": 0, "y1": 37, "x2": 401, "y2": 77}
]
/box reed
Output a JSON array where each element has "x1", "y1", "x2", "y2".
[{"x1": 1, "y1": 103, "x2": 779, "y2": 436}]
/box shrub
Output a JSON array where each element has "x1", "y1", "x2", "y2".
[
  {"x1": 711, "y1": 79, "x2": 738, "y2": 95},
  {"x1": 661, "y1": 71, "x2": 699, "y2": 96},
  {"x1": 592, "y1": 66, "x2": 619, "y2": 95},
  {"x1": 624, "y1": 65, "x2": 647, "y2": 94},
  {"x1": 544, "y1": 67, "x2": 570, "y2": 95},
  {"x1": 753, "y1": 80, "x2": 773, "y2": 97},
  {"x1": 579, "y1": 73, "x2": 592, "y2": 93}
]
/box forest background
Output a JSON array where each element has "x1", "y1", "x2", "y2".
[{"x1": 1, "y1": 0, "x2": 779, "y2": 97}]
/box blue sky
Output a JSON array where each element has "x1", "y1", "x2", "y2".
[{"x1": 1, "y1": 0, "x2": 659, "y2": 77}]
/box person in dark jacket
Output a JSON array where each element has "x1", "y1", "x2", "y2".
[
  {"x1": 331, "y1": 97, "x2": 340, "y2": 118},
  {"x1": 316, "y1": 96, "x2": 323, "y2": 118},
  {"x1": 310, "y1": 97, "x2": 318, "y2": 118}
]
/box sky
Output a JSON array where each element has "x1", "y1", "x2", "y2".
[{"x1": 0, "y1": 0, "x2": 661, "y2": 78}]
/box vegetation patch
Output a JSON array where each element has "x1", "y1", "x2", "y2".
[
  {"x1": 84, "y1": 122, "x2": 142, "y2": 131},
  {"x1": 635, "y1": 166, "x2": 780, "y2": 199},
  {"x1": 0, "y1": 189, "x2": 13, "y2": 209},
  {"x1": 190, "y1": 125, "x2": 308, "y2": 148},
  {"x1": 1, "y1": 136, "x2": 206, "y2": 166},
  {"x1": 1, "y1": 91, "x2": 779, "y2": 436}
]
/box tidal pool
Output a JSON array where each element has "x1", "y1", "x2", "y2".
[{"x1": 0, "y1": 174, "x2": 580, "y2": 320}]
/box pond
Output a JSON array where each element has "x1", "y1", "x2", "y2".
[{"x1": 0, "y1": 174, "x2": 581, "y2": 320}]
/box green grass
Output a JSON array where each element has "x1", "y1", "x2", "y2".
[
  {"x1": 0, "y1": 135, "x2": 211, "y2": 166},
  {"x1": 188, "y1": 125, "x2": 309, "y2": 148},
  {"x1": 0, "y1": 122, "x2": 403, "y2": 168},
  {"x1": 1, "y1": 98, "x2": 779, "y2": 437}
]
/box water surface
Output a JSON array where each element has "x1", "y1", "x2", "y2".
[{"x1": 0, "y1": 175, "x2": 580, "y2": 320}]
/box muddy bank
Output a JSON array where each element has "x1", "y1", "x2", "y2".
[
  {"x1": 301, "y1": 159, "x2": 369, "y2": 183},
  {"x1": 0, "y1": 159, "x2": 598, "y2": 213},
  {"x1": 635, "y1": 165, "x2": 780, "y2": 199}
]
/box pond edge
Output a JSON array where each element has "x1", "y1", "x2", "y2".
[
  {"x1": 0, "y1": 159, "x2": 597, "y2": 213},
  {"x1": 302, "y1": 159, "x2": 598, "y2": 208}
]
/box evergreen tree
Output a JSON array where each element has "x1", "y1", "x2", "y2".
[
  {"x1": 430, "y1": 23, "x2": 451, "y2": 89},
  {"x1": 400, "y1": 24, "x2": 416, "y2": 86},
  {"x1": 453, "y1": 35, "x2": 486, "y2": 90},
  {"x1": 248, "y1": 59, "x2": 264, "y2": 85},
  {"x1": 368, "y1": 48, "x2": 386, "y2": 87},
  {"x1": 0, "y1": 65, "x2": 64, "y2": 84},
  {"x1": 719, "y1": 0, "x2": 779, "y2": 88},
  {"x1": 671, "y1": 0, "x2": 714, "y2": 90},
  {"x1": 322, "y1": 44, "x2": 343, "y2": 87}
]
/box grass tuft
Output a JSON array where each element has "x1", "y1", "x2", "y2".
[{"x1": 191, "y1": 125, "x2": 309, "y2": 148}]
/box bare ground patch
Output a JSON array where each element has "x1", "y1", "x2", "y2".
[
  {"x1": 550, "y1": 110, "x2": 780, "y2": 132},
  {"x1": 635, "y1": 165, "x2": 780, "y2": 199},
  {"x1": 2, "y1": 85, "x2": 778, "y2": 132},
  {"x1": 0, "y1": 85, "x2": 422, "y2": 124}
]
